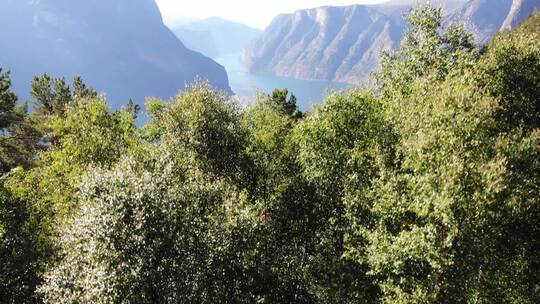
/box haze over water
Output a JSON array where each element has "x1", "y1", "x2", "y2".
[{"x1": 215, "y1": 52, "x2": 350, "y2": 111}]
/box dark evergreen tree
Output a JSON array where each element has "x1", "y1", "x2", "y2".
[
  {"x1": 31, "y1": 74, "x2": 96, "y2": 118},
  {"x1": 268, "y1": 88, "x2": 303, "y2": 119},
  {"x1": 0, "y1": 69, "x2": 40, "y2": 173}
]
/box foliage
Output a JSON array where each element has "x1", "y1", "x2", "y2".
[
  {"x1": 476, "y1": 13, "x2": 540, "y2": 129},
  {"x1": 354, "y1": 8, "x2": 540, "y2": 304},
  {"x1": 240, "y1": 92, "x2": 318, "y2": 302},
  {"x1": 1, "y1": 5, "x2": 539, "y2": 304},
  {"x1": 8, "y1": 95, "x2": 138, "y2": 234},
  {"x1": 31, "y1": 74, "x2": 97, "y2": 118},
  {"x1": 5, "y1": 87, "x2": 139, "y2": 303},
  {"x1": 376, "y1": 5, "x2": 476, "y2": 98},
  {"x1": 266, "y1": 88, "x2": 303, "y2": 119},
  {"x1": 38, "y1": 154, "x2": 254, "y2": 303},
  {"x1": 0, "y1": 69, "x2": 41, "y2": 173},
  {"x1": 0, "y1": 178, "x2": 41, "y2": 304},
  {"x1": 145, "y1": 82, "x2": 251, "y2": 188},
  {"x1": 294, "y1": 90, "x2": 394, "y2": 302}
]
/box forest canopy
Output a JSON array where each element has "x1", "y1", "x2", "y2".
[{"x1": 1, "y1": 5, "x2": 539, "y2": 304}]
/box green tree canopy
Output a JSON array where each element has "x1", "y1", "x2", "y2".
[{"x1": 2, "y1": 5, "x2": 540, "y2": 304}]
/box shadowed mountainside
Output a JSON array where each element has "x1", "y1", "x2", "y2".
[
  {"x1": 0, "y1": 0, "x2": 231, "y2": 108},
  {"x1": 171, "y1": 17, "x2": 262, "y2": 59}
]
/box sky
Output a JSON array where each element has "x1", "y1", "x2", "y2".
[{"x1": 155, "y1": 0, "x2": 389, "y2": 29}]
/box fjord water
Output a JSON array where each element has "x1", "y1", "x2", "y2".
[{"x1": 215, "y1": 52, "x2": 350, "y2": 111}]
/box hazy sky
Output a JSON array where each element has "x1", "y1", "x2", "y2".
[{"x1": 155, "y1": 0, "x2": 388, "y2": 29}]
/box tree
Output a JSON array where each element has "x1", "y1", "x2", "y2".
[
  {"x1": 267, "y1": 89, "x2": 303, "y2": 119},
  {"x1": 38, "y1": 155, "x2": 253, "y2": 303},
  {"x1": 476, "y1": 13, "x2": 540, "y2": 130},
  {"x1": 343, "y1": 7, "x2": 540, "y2": 303},
  {"x1": 5, "y1": 91, "x2": 140, "y2": 304},
  {"x1": 294, "y1": 90, "x2": 391, "y2": 303},
  {"x1": 0, "y1": 69, "x2": 40, "y2": 173},
  {"x1": 8, "y1": 94, "x2": 138, "y2": 220},
  {"x1": 31, "y1": 74, "x2": 97, "y2": 118},
  {"x1": 145, "y1": 81, "x2": 252, "y2": 189},
  {"x1": 0, "y1": 69, "x2": 18, "y2": 130},
  {"x1": 38, "y1": 85, "x2": 258, "y2": 303},
  {"x1": 376, "y1": 5, "x2": 476, "y2": 98},
  {"x1": 0, "y1": 178, "x2": 41, "y2": 304},
  {"x1": 240, "y1": 93, "x2": 320, "y2": 302}
]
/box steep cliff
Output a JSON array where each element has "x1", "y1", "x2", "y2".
[
  {"x1": 244, "y1": 0, "x2": 539, "y2": 84},
  {"x1": 502, "y1": 0, "x2": 540, "y2": 30},
  {"x1": 244, "y1": 5, "x2": 405, "y2": 84},
  {"x1": 0, "y1": 0, "x2": 231, "y2": 108}
]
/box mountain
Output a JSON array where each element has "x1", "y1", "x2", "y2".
[
  {"x1": 0, "y1": 0, "x2": 231, "y2": 108},
  {"x1": 448, "y1": 0, "x2": 514, "y2": 43},
  {"x1": 449, "y1": 0, "x2": 540, "y2": 42},
  {"x1": 170, "y1": 17, "x2": 262, "y2": 59},
  {"x1": 244, "y1": 0, "x2": 540, "y2": 84},
  {"x1": 502, "y1": 0, "x2": 540, "y2": 29},
  {"x1": 243, "y1": 5, "x2": 405, "y2": 84},
  {"x1": 171, "y1": 28, "x2": 220, "y2": 59}
]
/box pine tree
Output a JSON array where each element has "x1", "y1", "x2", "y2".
[{"x1": 0, "y1": 69, "x2": 40, "y2": 173}]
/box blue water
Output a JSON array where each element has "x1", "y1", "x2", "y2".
[{"x1": 215, "y1": 53, "x2": 350, "y2": 111}]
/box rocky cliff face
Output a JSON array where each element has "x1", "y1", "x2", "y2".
[
  {"x1": 244, "y1": 5, "x2": 405, "y2": 84},
  {"x1": 449, "y1": 0, "x2": 540, "y2": 41},
  {"x1": 244, "y1": 0, "x2": 539, "y2": 84},
  {"x1": 449, "y1": 0, "x2": 513, "y2": 43},
  {"x1": 502, "y1": 0, "x2": 540, "y2": 30},
  {"x1": 0, "y1": 0, "x2": 231, "y2": 108}
]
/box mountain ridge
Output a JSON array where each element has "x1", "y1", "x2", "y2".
[
  {"x1": 170, "y1": 17, "x2": 262, "y2": 59},
  {"x1": 244, "y1": 0, "x2": 540, "y2": 84},
  {"x1": 0, "y1": 0, "x2": 231, "y2": 108},
  {"x1": 502, "y1": 0, "x2": 540, "y2": 29}
]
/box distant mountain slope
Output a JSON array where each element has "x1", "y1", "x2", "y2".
[
  {"x1": 244, "y1": 5, "x2": 405, "y2": 84},
  {"x1": 171, "y1": 28, "x2": 220, "y2": 59},
  {"x1": 244, "y1": 0, "x2": 540, "y2": 84},
  {"x1": 502, "y1": 0, "x2": 540, "y2": 29},
  {"x1": 171, "y1": 17, "x2": 262, "y2": 58},
  {"x1": 0, "y1": 0, "x2": 231, "y2": 108},
  {"x1": 448, "y1": 0, "x2": 514, "y2": 43}
]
